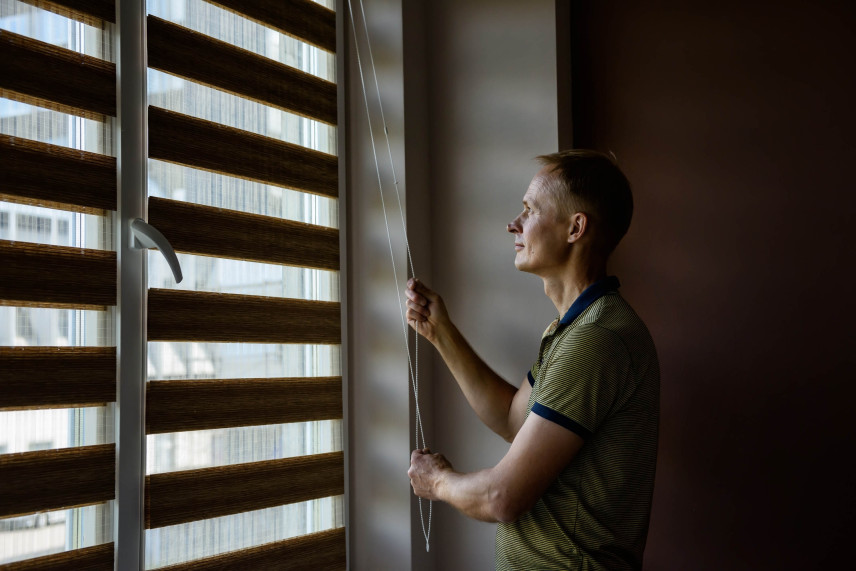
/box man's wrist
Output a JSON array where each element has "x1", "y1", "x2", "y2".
[
  {"x1": 433, "y1": 465, "x2": 453, "y2": 503},
  {"x1": 433, "y1": 321, "x2": 461, "y2": 354}
]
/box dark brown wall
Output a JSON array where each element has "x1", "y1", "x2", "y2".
[{"x1": 571, "y1": 2, "x2": 856, "y2": 569}]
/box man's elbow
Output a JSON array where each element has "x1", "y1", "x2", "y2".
[{"x1": 488, "y1": 486, "x2": 532, "y2": 523}]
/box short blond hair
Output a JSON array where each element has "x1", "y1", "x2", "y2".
[{"x1": 536, "y1": 149, "x2": 633, "y2": 256}]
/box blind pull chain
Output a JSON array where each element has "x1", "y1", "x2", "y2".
[{"x1": 347, "y1": 0, "x2": 432, "y2": 552}]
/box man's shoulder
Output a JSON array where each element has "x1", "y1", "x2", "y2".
[
  {"x1": 562, "y1": 294, "x2": 658, "y2": 365},
  {"x1": 579, "y1": 294, "x2": 652, "y2": 339}
]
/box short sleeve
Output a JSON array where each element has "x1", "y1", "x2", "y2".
[{"x1": 531, "y1": 324, "x2": 632, "y2": 439}]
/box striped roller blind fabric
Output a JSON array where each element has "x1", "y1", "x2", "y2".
[
  {"x1": 0, "y1": 0, "x2": 117, "y2": 567},
  {"x1": 143, "y1": 0, "x2": 344, "y2": 569}
]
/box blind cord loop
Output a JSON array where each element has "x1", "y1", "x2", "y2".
[{"x1": 347, "y1": 0, "x2": 432, "y2": 552}]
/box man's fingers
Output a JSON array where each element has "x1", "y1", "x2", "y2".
[
  {"x1": 406, "y1": 300, "x2": 429, "y2": 318},
  {"x1": 408, "y1": 278, "x2": 439, "y2": 303}
]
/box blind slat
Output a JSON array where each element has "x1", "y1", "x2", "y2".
[
  {"x1": 0, "y1": 30, "x2": 116, "y2": 119},
  {"x1": 0, "y1": 542, "x2": 114, "y2": 571},
  {"x1": 0, "y1": 445, "x2": 115, "y2": 517},
  {"x1": 146, "y1": 452, "x2": 344, "y2": 529},
  {"x1": 0, "y1": 240, "x2": 116, "y2": 309},
  {"x1": 148, "y1": 197, "x2": 339, "y2": 271},
  {"x1": 0, "y1": 134, "x2": 117, "y2": 213},
  {"x1": 147, "y1": 289, "x2": 340, "y2": 344},
  {"x1": 0, "y1": 347, "x2": 115, "y2": 410},
  {"x1": 147, "y1": 16, "x2": 336, "y2": 126},
  {"x1": 17, "y1": 0, "x2": 116, "y2": 26},
  {"x1": 153, "y1": 528, "x2": 345, "y2": 571},
  {"x1": 207, "y1": 0, "x2": 335, "y2": 53},
  {"x1": 146, "y1": 376, "x2": 342, "y2": 434},
  {"x1": 148, "y1": 106, "x2": 338, "y2": 198}
]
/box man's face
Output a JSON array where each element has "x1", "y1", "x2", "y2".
[{"x1": 507, "y1": 168, "x2": 571, "y2": 275}]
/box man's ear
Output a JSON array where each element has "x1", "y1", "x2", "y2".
[{"x1": 568, "y1": 212, "x2": 588, "y2": 243}]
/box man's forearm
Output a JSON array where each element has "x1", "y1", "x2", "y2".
[
  {"x1": 436, "y1": 468, "x2": 502, "y2": 523},
  {"x1": 433, "y1": 323, "x2": 519, "y2": 440}
]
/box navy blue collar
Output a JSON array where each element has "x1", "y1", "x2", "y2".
[{"x1": 558, "y1": 275, "x2": 621, "y2": 327}]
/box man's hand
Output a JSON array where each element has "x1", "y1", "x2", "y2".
[
  {"x1": 405, "y1": 279, "x2": 450, "y2": 345},
  {"x1": 405, "y1": 415, "x2": 585, "y2": 523},
  {"x1": 408, "y1": 448, "x2": 453, "y2": 501}
]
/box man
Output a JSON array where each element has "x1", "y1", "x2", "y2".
[{"x1": 406, "y1": 150, "x2": 660, "y2": 570}]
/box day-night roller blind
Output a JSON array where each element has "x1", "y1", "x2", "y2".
[
  {"x1": 0, "y1": 0, "x2": 117, "y2": 568},
  {"x1": 142, "y1": 0, "x2": 345, "y2": 569}
]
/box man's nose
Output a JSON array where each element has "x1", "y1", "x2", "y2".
[{"x1": 507, "y1": 220, "x2": 519, "y2": 233}]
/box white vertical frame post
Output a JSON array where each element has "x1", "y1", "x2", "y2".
[
  {"x1": 115, "y1": 0, "x2": 148, "y2": 568},
  {"x1": 336, "y1": 1, "x2": 350, "y2": 568}
]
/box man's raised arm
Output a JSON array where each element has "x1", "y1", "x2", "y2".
[{"x1": 405, "y1": 278, "x2": 529, "y2": 442}]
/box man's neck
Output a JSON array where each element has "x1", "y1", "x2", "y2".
[{"x1": 543, "y1": 263, "x2": 607, "y2": 317}]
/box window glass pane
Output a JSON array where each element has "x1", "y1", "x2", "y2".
[
  {"x1": 0, "y1": 0, "x2": 114, "y2": 62},
  {"x1": 148, "y1": 69, "x2": 336, "y2": 155},
  {"x1": 0, "y1": 502, "x2": 113, "y2": 565},
  {"x1": 145, "y1": 497, "x2": 344, "y2": 569},
  {"x1": 149, "y1": 253, "x2": 339, "y2": 302},
  {"x1": 146, "y1": 0, "x2": 335, "y2": 81},
  {"x1": 147, "y1": 160, "x2": 338, "y2": 228},
  {"x1": 147, "y1": 343, "x2": 340, "y2": 380},
  {"x1": 146, "y1": 420, "x2": 342, "y2": 474}
]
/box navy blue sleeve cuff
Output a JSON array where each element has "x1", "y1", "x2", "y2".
[
  {"x1": 531, "y1": 402, "x2": 592, "y2": 440},
  {"x1": 527, "y1": 370, "x2": 535, "y2": 387}
]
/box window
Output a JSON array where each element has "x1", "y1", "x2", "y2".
[
  {"x1": 142, "y1": 1, "x2": 342, "y2": 567},
  {"x1": 1, "y1": 0, "x2": 343, "y2": 568},
  {"x1": 1, "y1": 0, "x2": 116, "y2": 565},
  {"x1": 57, "y1": 218, "x2": 69, "y2": 241},
  {"x1": 15, "y1": 213, "x2": 51, "y2": 240}
]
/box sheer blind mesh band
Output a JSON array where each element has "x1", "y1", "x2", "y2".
[
  {"x1": 0, "y1": 346, "x2": 116, "y2": 409},
  {"x1": 0, "y1": 28, "x2": 116, "y2": 120},
  {"x1": 148, "y1": 197, "x2": 340, "y2": 270}
]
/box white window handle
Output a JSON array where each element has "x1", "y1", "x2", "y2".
[{"x1": 130, "y1": 218, "x2": 183, "y2": 283}]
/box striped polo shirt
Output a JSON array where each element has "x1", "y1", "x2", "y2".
[{"x1": 495, "y1": 276, "x2": 660, "y2": 570}]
